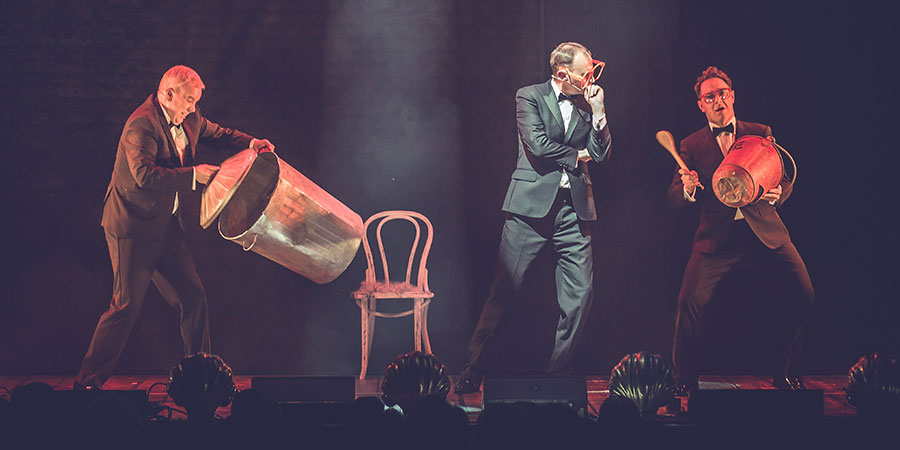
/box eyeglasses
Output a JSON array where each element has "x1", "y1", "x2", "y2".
[
  {"x1": 562, "y1": 59, "x2": 606, "y2": 92},
  {"x1": 700, "y1": 88, "x2": 732, "y2": 104}
]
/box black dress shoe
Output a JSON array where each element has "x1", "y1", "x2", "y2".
[
  {"x1": 454, "y1": 376, "x2": 481, "y2": 394},
  {"x1": 772, "y1": 376, "x2": 795, "y2": 390},
  {"x1": 73, "y1": 381, "x2": 102, "y2": 391}
]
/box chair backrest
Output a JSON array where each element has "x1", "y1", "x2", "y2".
[{"x1": 360, "y1": 211, "x2": 433, "y2": 291}]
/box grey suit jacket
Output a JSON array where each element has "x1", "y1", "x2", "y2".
[{"x1": 502, "y1": 79, "x2": 612, "y2": 221}]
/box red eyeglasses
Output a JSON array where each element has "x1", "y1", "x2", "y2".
[{"x1": 562, "y1": 59, "x2": 606, "y2": 92}]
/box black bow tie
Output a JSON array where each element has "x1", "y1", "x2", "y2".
[
  {"x1": 558, "y1": 93, "x2": 578, "y2": 103},
  {"x1": 712, "y1": 123, "x2": 734, "y2": 136}
]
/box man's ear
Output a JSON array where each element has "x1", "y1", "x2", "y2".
[{"x1": 553, "y1": 67, "x2": 568, "y2": 81}]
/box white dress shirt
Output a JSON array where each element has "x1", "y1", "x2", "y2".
[
  {"x1": 550, "y1": 81, "x2": 607, "y2": 189},
  {"x1": 160, "y1": 105, "x2": 196, "y2": 214},
  {"x1": 684, "y1": 116, "x2": 744, "y2": 220}
]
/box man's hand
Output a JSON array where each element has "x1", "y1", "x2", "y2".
[
  {"x1": 679, "y1": 168, "x2": 702, "y2": 194},
  {"x1": 577, "y1": 149, "x2": 592, "y2": 162},
  {"x1": 583, "y1": 84, "x2": 605, "y2": 115},
  {"x1": 250, "y1": 138, "x2": 275, "y2": 153},
  {"x1": 195, "y1": 164, "x2": 220, "y2": 184},
  {"x1": 760, "y1": 184, "x2": 782, "y2": 205}
]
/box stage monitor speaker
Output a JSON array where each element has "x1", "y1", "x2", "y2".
[
  {"x1": 688, "y1": 389, "x2": 824, "y2": 425},
  {"x1": 51, "y1": 390, "x2": 150, "y2": 419},
  {"x1": 251, "y1": 376, "x2": 356, "y2": 403},
  {"x1": 251, "y1": 376, "x2": 355, "y2": 425},
  {"x1": 482, "y1": 376, "x2": 588, "y2": 418}
]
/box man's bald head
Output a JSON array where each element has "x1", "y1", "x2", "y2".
[{"x1": 158, "y1": 65, "x2": 205, "y2": 96}]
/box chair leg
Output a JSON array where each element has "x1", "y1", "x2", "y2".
[
  {"x1": 422, "y1": 300, "x2": 432, "y2": 354},
  {"x1": 366, "y1": 297, "x2": 377, "y2": 370},
  {"x1": 360, "y1": 296, "x2": 377, "y2": 380},
  {"x1": 413, "y1": 298, "x2": 423, "y2": 352},
  {"x1": 359, "y1": 298, "x2": 368, "y2": 380}
]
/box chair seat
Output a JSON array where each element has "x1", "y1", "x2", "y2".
[
  {"x1": 353, "y1": 210, "x2": 436, "y2": 379},
  {"x1": 352, "y1": 281, "x2": 435, "y2": 299}
]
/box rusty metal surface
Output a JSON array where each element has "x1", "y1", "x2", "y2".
[
  {"x1": 712, "y1": 135, "x2": 784, "y2": 208},
  {"x1": 200, "y1": 149, "x2": 259, "y2": 229},
  {"x1": 204, "y1": 150, "x2": 363, "y2": 284}
]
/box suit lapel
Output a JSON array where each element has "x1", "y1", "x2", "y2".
[
  {"x1": 735, "y1": 120, "x2": 753, "y2": 139},
  {"x1": 152, "y1": 96, "x2": 182, "y2": 166},
  {"x1": 701, "y1": 126, "x2": 724, "y2": 171},
  {"x1": 565, "y1": 103, "x2": 590, "y2": 144},
  {"x1": 541, "y1": 80, "x2": 565, "y2": 132},
  {"x1": 183, "y1": 120, "x2": 198, "y2": 165}
]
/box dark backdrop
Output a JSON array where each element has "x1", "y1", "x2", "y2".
[{"x1": 3, "y1": 0, "x2": 898, "y2": 378}]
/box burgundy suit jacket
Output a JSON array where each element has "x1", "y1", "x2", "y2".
[
  {"x1": 100, "y1": 94, "x2": 253, "y2": 239},
  {"x1": 666, "y1": 120, "x2": 793, "y2": 254}
]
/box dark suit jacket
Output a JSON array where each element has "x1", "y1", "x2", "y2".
[
  {"x1": 666, "y1": 120, "x2": 792, "y2": 254},
  {"x1": 101, "y1": 94, "x2": 254, "y2": 239},
  {"x1": 502, "y1": 79, "x2": 612, "y2": 221}
]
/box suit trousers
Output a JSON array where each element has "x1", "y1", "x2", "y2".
[
  {"x1": 672, "y1": 220, "x2": 814, "y2": 386},
  {"x1": 76, "y1": 216, "x2": 211, "y2": 386},
  {"x1": 463, "y1": 189, "x2": 594, "y2": 377}
]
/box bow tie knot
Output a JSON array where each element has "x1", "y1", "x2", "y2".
[
  {"x1": 712, "y1": 123, "x2": 734, "y2": 136},
  {"x1": 558, "y1": 93, "x2": 579, "y2": 103}
]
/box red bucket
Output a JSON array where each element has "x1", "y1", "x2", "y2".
[{"x1": 712, "y1": 135, "x2": 784, "y2": 208}]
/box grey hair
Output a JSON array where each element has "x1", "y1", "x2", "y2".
[{"x1": 550, "y1": 42, "x2": 591, "y2": 73}]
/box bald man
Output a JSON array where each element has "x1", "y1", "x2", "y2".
[{"x1": 75, "y1": 66, "x2": 274, "y2": 389}]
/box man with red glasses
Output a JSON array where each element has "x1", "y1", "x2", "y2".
[
  {"x1": 666, "y1": 66, "x2": 814, "y2": 394},
  {"x1": 456, "y1": 42, "x2": 611, "y2": 394}
]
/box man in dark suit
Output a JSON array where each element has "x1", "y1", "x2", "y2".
[
  {"x1": 74, "y1": 65, "x2": 274, "y2": 389},
  {"x1": 456, "y1": 42, "x2": 612, "y2": 393},
  {"x1": 667, "y1": 66, "x2": 814, "y2": 393}
]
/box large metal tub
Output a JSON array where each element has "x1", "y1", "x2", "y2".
[{"x1": 200, "y1": 149, "x2": 362, "y2": 284}]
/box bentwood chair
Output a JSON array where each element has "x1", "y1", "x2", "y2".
[{"x1": 351, "y1": 211, "x2": 435, "y2": 379}]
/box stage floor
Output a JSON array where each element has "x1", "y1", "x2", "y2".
[{"x1": 0, "y1": 375, "x2": 854, "y2": 421}]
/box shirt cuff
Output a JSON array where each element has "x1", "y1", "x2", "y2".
[
  {"x1": 593, "y1": 114, "x2": 607, "y2": 131},
  {"x1": 683, "y1": 186, "x2": 697, "y2": 202},
  {"x1": 191, "y1": 168, "x2": 197, "y2": 191}
]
